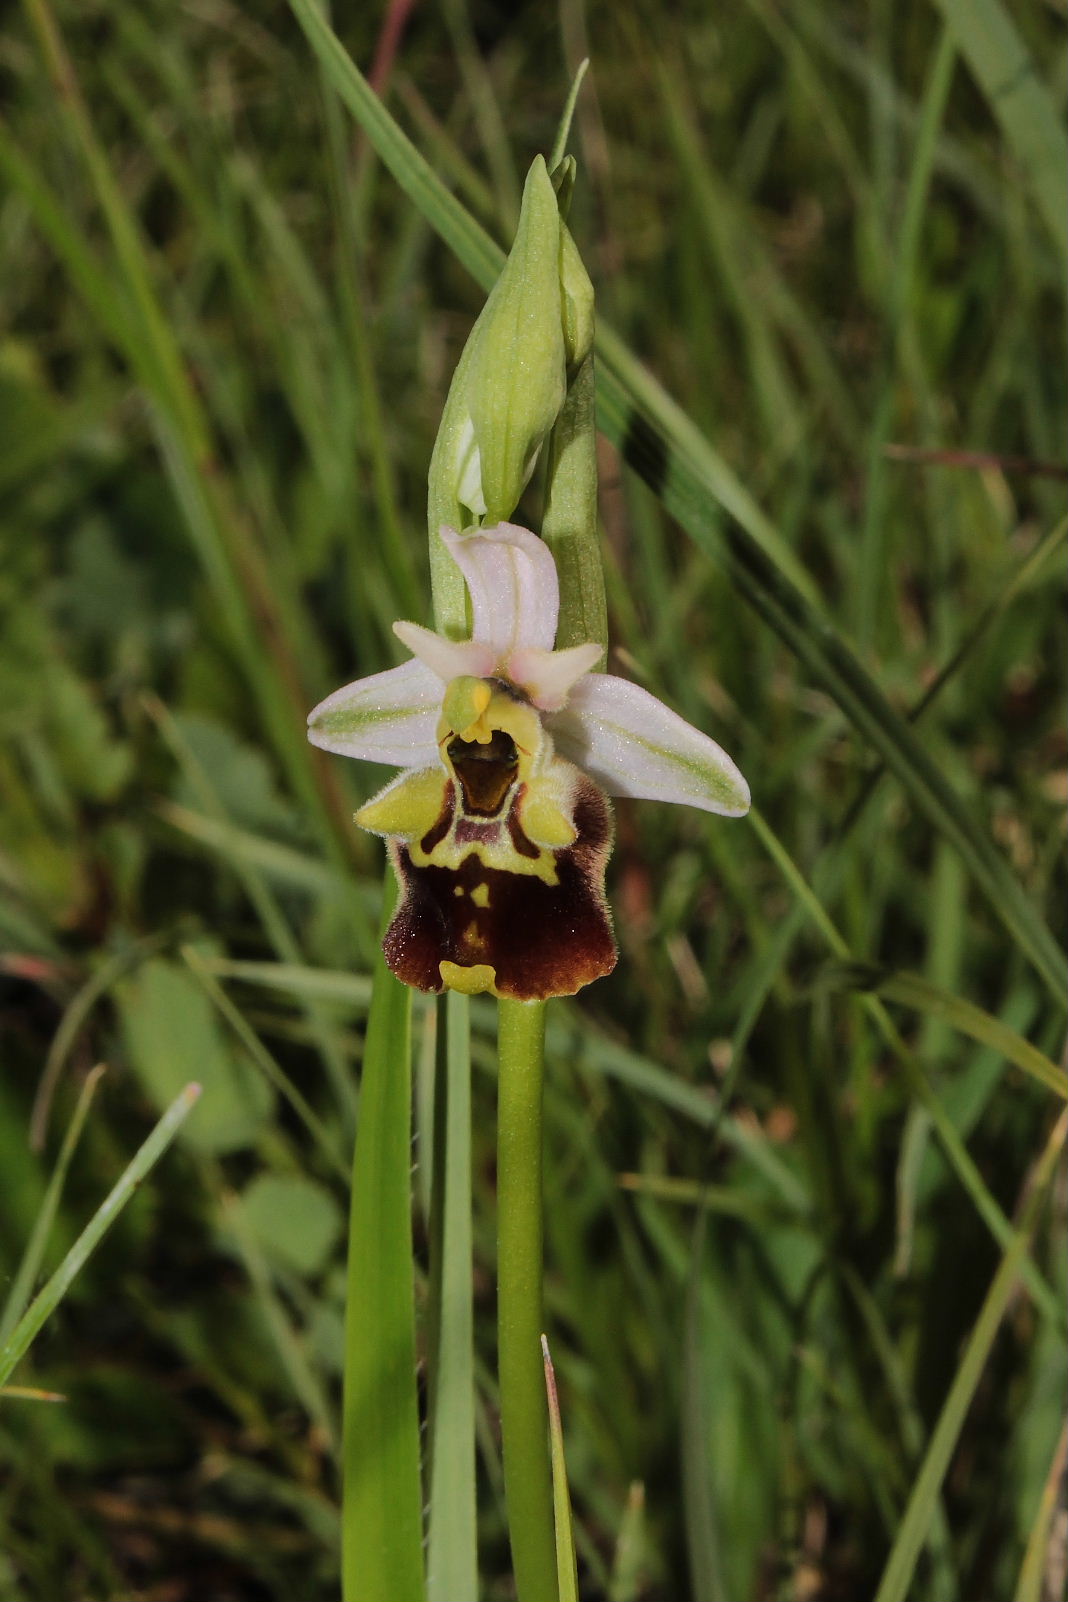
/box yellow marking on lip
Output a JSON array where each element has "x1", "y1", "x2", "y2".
[
  {"x1": 355, "y1": 767, "x2": 449, "y2": 839},
  {"x1": 439, "y1": 960, "x2": 497, "y2": 995},
  {"x1": 471, "y1": 882, "x2": 491, "y2": 908},
  {"x1": 463, "y1": 921, "x2": 487, "y2": 951},
  {"x1": 453, "y1": 884, "x2": 465, "y2": 897}
]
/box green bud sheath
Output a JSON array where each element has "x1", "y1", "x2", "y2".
[
  {"x1": 559, "y1": 225, "x2": 594, "y2": 372},
  {"x1": 427, "y1": 330, "x2": 478, "y2": 638},
  {"x1": 541, "y1": 354, "x2": 606, "y2": 656},
  {"x1": 468, "y1": 156, "x2": 566, "y2": 523}
]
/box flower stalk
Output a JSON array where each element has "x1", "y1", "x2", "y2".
[{"x1": 497, "y1": 997, "x2": 557, "y2": 1602}]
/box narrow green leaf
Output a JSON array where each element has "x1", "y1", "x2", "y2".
[
  {"x1": 194, "y1": 958, "x2": 373, "y2": 1010},
  {"x1": 17, "y1": 0, "x2": 347, "y2": 875},
  {"x1": 541, "y1": 1336, "x2": 579, "y2": 1602},
  {"x1": 182, "y1": 946, "x2": 350, "y2": 1183},
  {"x1": 548, "y1": 60, "x2": 588, "y2": 173},
  {"x1": 0, "y1": 1084, "x2": 200, "y2": 1388},
  {"x1": 930, "y1": 0, "x2": 1068, "y2": 257},
  {"x1": 681, "y1": 1215, "x2": 728, "y2": 1602},
  {"x1": 225, "y1": 1189, "x2": 338, "y2": 1456},
  {"x1": 1013, "y1": 1420, "x2": 1068, "y2": 1602},
  {"x1": 748, "y1": 807, "x2": 1062, "y2": 1325},
  {"x1": 873, "y1": 1110, "x2": 1067, "y2": 1602},
  {"x1": 29, "y1": 931, "x2": 170, "y2": 1149},
  {"x1": 147, "y1": 694, "x2": 358, "y2": 1120},
  {"x1": 0, "y1": 1064, "x2": 106, "y2": 1349},
  {"x1": 341, "y1": 884, "x2": 425, "y2": 1602},
  {"x1": 827, "y1": 963, "x2": 1067, "y2": 1100}
]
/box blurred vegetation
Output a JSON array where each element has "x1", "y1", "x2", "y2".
[{"x1": 0, "y1": 0, "x2": 1065, "y2": 1598}]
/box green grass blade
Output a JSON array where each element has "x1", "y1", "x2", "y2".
[
  {"x1": 601, "y1": 390, "x2": 1068, "y2": 1006},
  {"x1": 181, "y1": 947, "x2": 350, "y2": 1183},
  {"x1": 426, "y1": 991, "x2": 478, "y2": 1602},
  {"x1": 931, "y1": 0, "x2": 1068, "y2": 257},
  {"x1": 282, "y1": 0, "x2": 1066, "y2": 1005},
  {"x1": 541, "y1": 1336, "x2": 579, "y2": 1602},
  {"x1": 341, "y1": 890, "x2": 425, "y2": 1602},
  {"x1": 146, "y1": 695, "x2": 358, "y2": 1122},
  {"x1": 1013, "y1": 1419, "x2": 1067, "y2": 1602},
  {"x1": 828, "y1": 963, "x2": 1067, "y2": 1100},
  {"x1": 224, "y1": 1191, "x2": 338, "y2": 1457},
  {"x1": 29, "y1": 933, "x2": 170, "y2": 1149},
  {"x1": 0, "y1": 1064, "x2": 107, "y2": 1349},
  {"x1": 872, "y1": 1110, "x2": 1067, "y2": 1602},
  {"x1": 192, "y1": 959, "x2": 373, "y2": 1011},
  {"x1": 748, "y1": 807, "x2": 1062, "y2": 1325},
  {"x1": 17, "y1": 0, "x2": 347, "y2": 862},
  {"x1": 680, "y1": 1215, "x2": 727, "y2": 1602},
  {"x1": 0, "y1": 1083, "x2": 200, "y2": 1388}
]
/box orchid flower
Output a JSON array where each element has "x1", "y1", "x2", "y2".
[{"x1": 308, "y1": 523, "x2": 749, "y2": 1001}]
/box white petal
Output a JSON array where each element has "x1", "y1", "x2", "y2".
[
  {"x1": 507, "y1": 642, "x2": 603, "y2": 711},
  {"x1": 307, "y1": 658, "x2": 442, "y2": 768},
  {"x1": 442, "y1": 523, "x2": 559, "y2": 658},
  {"x1": 549, "y1": 674, "x2": 750, "y2": 816},
  {"x1": 392, "y1": 621, "x2": 495, "y2": 683}
]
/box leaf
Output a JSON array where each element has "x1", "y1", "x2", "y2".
[
  {"x1": 0, "y1": 1085, "x2": 200, "y2": 1388},
  {"x1": 930, "y1": 0, "x2": 1068, "y2": 257},
  {"x1": 117, "y1": 958, "x2": 273, "y2": 1154},
  {"x1": 237, "y1": 1174, "x2": 343, "y2": 1278},
  {"x1": 341, "y1": 889, "x2": 425, "y2": 1602},
  {"x1": 172, "y1": 714, "x2": 302, "y2": 843},
  {"x1": 825, "y1": 963, "x2": 1067, "y2": 1099},
  {"x1": 872, "y1": 1111, "x2": 1067, "y2": 1602},
  {"x1": 542, "y1": 1336, "x2": 579, "y2": 1602}
]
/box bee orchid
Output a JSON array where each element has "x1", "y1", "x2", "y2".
[{"x1": 308, "y1": 523, "x2": 749, "y2": 1000}]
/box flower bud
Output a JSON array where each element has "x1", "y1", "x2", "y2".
[
  {"x1": 466, "y1": 155, "x2": 567, "y2": 521},
  {"x1": 429, "y1": 155, "x2": 567, "y2": 538}
]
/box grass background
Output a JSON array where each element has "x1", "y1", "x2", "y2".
[{"x1": 0, "y1": 0, "x2": 1065, "y2": 1598}]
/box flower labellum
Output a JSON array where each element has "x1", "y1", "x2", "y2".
[{"x1": 308, "y1": 525, "x2": 750, "y2": 1001}]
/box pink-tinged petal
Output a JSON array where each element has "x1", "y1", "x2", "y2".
[
  {"x1": 507, "y1": 642, "x2": 603, "y2": 711},
  {"x1": 307, "y1": 658, "x2": 442, "y2": 767},
  {"x1": 549, "y1": 674, "x2": 751, "y2": 816},
  {"x1": 442, "y1": 523, "x2": 559, "y2": 658},
  {"x1": 392, "y1": 620, "x2": 495, "y2": 683}
]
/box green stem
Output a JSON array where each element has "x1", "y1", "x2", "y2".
[{"x1": 497, "y1": 998, "x2": 558, "y2": 1602}]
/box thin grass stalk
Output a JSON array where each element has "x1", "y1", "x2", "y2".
[
  {"x1": 0, "y1": 1065, "x2": 107, "y2": 1348},
  {"x1": 541, "y1": 1335, "x2": 580, "y2": 1602},
  {"x1": 747, "y1": 807, "x2": 1062, "y2": 1326},
  {"x1": 872, "y1": 1109, "x2": 1067, "y2": 1602},
  {"x1": 0, "y1": 1085, "x2": 201, "y2": 1388},
  {"x1": 18, "y1": 0, "x2": 352, "y2": 864}
]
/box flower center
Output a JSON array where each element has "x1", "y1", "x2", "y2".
[{"x1": 447, "y1": 728, "x2": 519, "y2": 816}]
